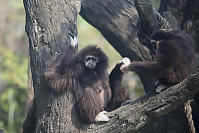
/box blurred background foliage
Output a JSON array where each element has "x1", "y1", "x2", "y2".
[
  {"x1": 0, "y1": 46, "x2": 28, "y2": 133},
  {"x1": 0, "y1": 0, "x2": 159, "y2": 132}
]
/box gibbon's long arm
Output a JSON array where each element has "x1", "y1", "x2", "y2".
[
  {"x1": 107, "y1": 58, "x2": 130, "y2": 111},
  {"x1": 44, "y1": 45, "x2": 80, "y2": 92},
  {"x1": 122, "y1": 61, "x2": 165, "y2": 78}
]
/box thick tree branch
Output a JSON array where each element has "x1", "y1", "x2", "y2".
[
  {"x1": 134, "y1": 0, "x2": 176, "y2": 47},
  {"x1": 80, "y1": 0, "x2": 150, "y2": 62},
  {"x1": 134, "y1": 0, "x2": 158, "y2": 36},
  {"x1": 85, "y1": 68, "x2": 199, "y2": 133}
]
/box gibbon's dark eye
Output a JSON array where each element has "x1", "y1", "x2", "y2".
[
  {"x1": 85, "y1": 56, "x2": 91, "y2": 62},
  {"x1": 93, "y1": 58, "x2": 96, "y2": 62},
  {"x1": 85, "y1": 58, "x2": 89, "y2": 62}
]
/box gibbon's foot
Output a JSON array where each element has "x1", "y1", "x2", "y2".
[
  {"x1": 94, "y1": 111, "x2": 109, "y2": 122},
  {"x1": 155, "y1": 84, "x2": 167, "y2": 93},
  {"x1": 69, "y1": 34, "x2": 78, "y2": 48},
  {"x1": 155, "y1": 80, "x2": 168, "y2": 93},
  {"x1": 120, "y1": 57, "x2": 131, "y2": 73}
]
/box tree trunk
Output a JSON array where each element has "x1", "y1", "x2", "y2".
[{"x1": 23, "y1": 0, "x2": 81, "y2": 132}]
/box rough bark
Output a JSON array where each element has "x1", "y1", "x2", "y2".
[
  {"x1": 134, "y1": 0, "x2": 175, "y2": 45},
  {"x1": 23, "y1": 0, "x2": 81, "y2": 132},
  {"x1": 134, "y1": 0, "x2": 158, "y2": 43}
]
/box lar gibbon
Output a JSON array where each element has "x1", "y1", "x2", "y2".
[
  {"x1": 121, "y1": 30, "x2": 197, "y2": 93},
  {"x1": 44, "y1": 44, "x2": 129, "y2": 123}
]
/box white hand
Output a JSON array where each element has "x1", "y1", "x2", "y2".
[
  {"x1": 94, "y1": 111, "x2": 109, "y2": 122},
  {"x1": 119, "y1": 57, "x2": 131, "y2": 73}
]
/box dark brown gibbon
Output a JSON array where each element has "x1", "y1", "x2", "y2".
[
  {"x1": 121, "y1": 30, "x2": 197, "y2": 92},
  {"x1": 44, "y1": 44, "x2": 129, "y2": 123}
]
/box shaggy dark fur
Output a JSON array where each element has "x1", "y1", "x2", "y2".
[
  {"x1": 123, "y1": 30, "x2": 197, "y2": 89},
  {"x1": 107, "y1": 63, "x2": 129, "y2": 111},
  {"x1": 44, "y1": 45, "x2": 129, "y2": 123}
]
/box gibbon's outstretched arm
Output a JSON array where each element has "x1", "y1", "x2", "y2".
[
  {"x1": 107, "y1": 58, "x2": 130, "y2": 111},
  {"x1": 121, "y1": 61, "x2": 165, "y2": 78},
  {"x1": 44, "y1": 45, "x2": 82, "y2": 92}
]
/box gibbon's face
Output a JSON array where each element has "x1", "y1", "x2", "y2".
[{"x1": 84, "y1": 55, "x2": 98, "y2": 69}]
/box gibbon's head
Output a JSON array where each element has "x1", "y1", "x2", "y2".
[
  {"x1": 78, "y1": 45, "x2": 108, "y2": 71},
  {"x1": 150, "y1": 29, "x2": 172, "y2": 54},
  {"x1": 151, "y1": 29, "x2": 171, "y2": 41}
]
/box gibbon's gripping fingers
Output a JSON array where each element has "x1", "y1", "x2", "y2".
[
  {"x1": 69, "y1": 34, "x2": 78, "y2": 48},
  {"x1": 118, "y1": 57, "x2": 131, "y2": 65},
  {"x1": 94, "y1": 111, "x2": 109, "y2": 122},
  {"x1": 120, "y1": 65, "x2": 130, "y2": 73},
  {"x1": 122, "y1": 57, "x2": 131, "y2": 65},
  {"x1": 120, "y1": 58, "x2": 131, "y2": 73},
  {"x1": 155, "y1": 84, "x2": 167, "y2": 93}
]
